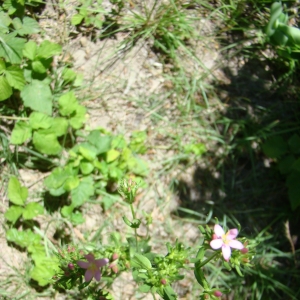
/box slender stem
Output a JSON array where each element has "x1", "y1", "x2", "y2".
[
  {"x1": 197, "y1": 251, "x2": 219, "y2": 268},
  {"x1": 0, "y1": 115, "x2": 28, "y2": 120},
  {"x1": 130, "y1": 204, "x2": 138, "y2": 250}
]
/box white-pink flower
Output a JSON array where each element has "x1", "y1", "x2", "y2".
[
  {"x1": 77, "y1": 253, "x2": 109, "y2": 282},
  {"x1": 210, "y1": 224, "x2": 244, "y2": 261}
]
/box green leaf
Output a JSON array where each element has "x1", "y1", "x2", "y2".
[
  {"x1": 29, "y1": 112, "x2": 53, "y2": 129},
  {"x1": 131, "y1": 254, "x2": 152, "y2": 270},
  {"x1": 262, "y1": 136, "x2": 288, "y2": 158},
  {"x1": 101, "y1": 195, "x2": 118, "y2": 210},
  {"x1": 12, "y1": 16, "x2": 40, "y2": 36},
  {"x1": 32, "y1": 59, "x2": 47, "y2": 73},
  {"x1": 163, "y1": 285, "x2": 178, "y2": 300},
  {"x1": 78, "y1": 143, "x2": 98, "y2": 161},
  {"x1": 63, "y1": 176, "x2": 80, "y2": 191},
  {"x1": 69, "y1": 105, "x2": 86, "y2": 129},
  {"x1": 71, "y1": 176, "x2": 94, "y2": 207},
  {"x1": 61, "y1": 204, "x2": 75, "y2": 217},
  {"x1": 30, "y1": 258, "x2": 58, "y2": 286},
  {"x1": 279, "y1": 155, "x2": 295, "y2": 174},
  {"x1": 37, "y1": 40, "x2": 62, "y2": 59},
  {"x1": 10, "y1": 121, "x2": 32, "y2": 144},
  {"x1": 33, "y1": 130, "x2": 62, "y2": 155},
  {"x1": 6, "y1": 228, "x2": 41, "y2": 249},
  {"x1": 71, "y1": 13, "x2": 84, "y2": 26},
  {"x1": 23, "y1": 40, "x2": 37, "y2": 60},
  {"x1": 21, "y1": 80, "x2": 52, "y2": 115},
  {"x1": 0, "y1": 32, "x2": 26, "y2": 63},
  {"x1": 87, "y1": 130, "x2": 112, "y2": 154},
  {"x1": 4, "y1": 205, "x2": 23, "y2": 223},
  {"x1": 289, "y1": 134, "x2": 300, "y2": 154},
  {"x1": 44, "y1": 166, "x2": 75, "y2": 190},
  {"x1": 106, "y1": 149, "x2": 120, "y2": 163},
  {"x1": 22, "y1": 202, "x2": 44, "y2": 220},
  {"x1": 5, "y1": 65, "x2": 25, "y2": 90},
  {"x1": 194, "y1": 263, "x2": 208, "y2": 288},
  {"x1": 0, "y1": 11, "x2": 11, "y2": 33},
  {"x1": 58, "y1": 91, "x2": 78, "y2": 116},
  {"x1": 80, "y1": 160, "x2": 94, "y2": 175},
  {"x1": 112, "y1": 135, "x2": 127, "y2": 149},
  {"x1": 70, "y1": 211, "x2": 85, "y2": 225},
  {"x1": 0, "y1": 59, "x2": 6, "y2": 71},
  {"x1": 0, "y1": 75, "x2": 12, "y2": 100},
  {"x1": 286, "y1": 171, "x2": 300, "y2": 210},
  {"x1": 8, "y1": 176, "x2": 28, "y2": 205},
  {"x1": 139, "y1": 284, "x2": 151, "y2": 293},
  {"x1": 51, "y1": 117, "x2": 68, "y2": 137},
  {"x1": 184, "y1": 143, "x2": 206, "y2": 156},
  {"x1": 127, "y1": 157, "x2": 148, "y2": 176},
  {"x1": 62, "y1": 67, "x2": 77, "y2": 83}
]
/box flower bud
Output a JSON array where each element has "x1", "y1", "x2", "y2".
[
  {"x1": 160, "y1": 278, "x2": 167, "y2": 285},
  {"x1": 109, "y1": 263, "x2": 118, "y2": 274},
  {"x1": 112, "y1": 253, "x2": 119, "y2": 261},
  {"x1": 213, "y1": 290, "x2": 222, "y2": 297},
  {"x1": 241, "y1": 248, "x2": 249, "y2": 254},
  {"x1": 68, "y1": 263, "x2": 74, "y2": 270}
]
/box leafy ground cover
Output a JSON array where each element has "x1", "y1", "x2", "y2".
[{"x1": 0, "y1": 0, "x2": 300, "y2": 299}]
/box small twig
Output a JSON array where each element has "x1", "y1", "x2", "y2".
[
  {"x1": 0, "y1": 115, "x2": 29, "y2": 121},
  {"x1": 284, "y1": 220, "x2": 297, "y2": 265}
]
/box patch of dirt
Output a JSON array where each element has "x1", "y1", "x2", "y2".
[{"x1": 0, "y1": 1, "x2": 231, "y2": 299}]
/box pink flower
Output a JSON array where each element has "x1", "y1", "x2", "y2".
[
  {"x1": 210, "y1": 224, "x2": 244, "y2": 261},
  {"x1": 77, "y1": 253, "x2": 109, "y2": 282}
]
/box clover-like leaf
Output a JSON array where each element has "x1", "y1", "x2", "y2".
[
  {"x1": 22, "y1": 202, "x2": 44, "y2": 220},
  {"x1": 21, "y1": 80, "x2": 52, "y2": 115},
  {"x1": 10, "y1": 121, "x2": 32, "y2": 144},
  {"x1": 33, "y1": 130, "x2": 62, "y2": 155},
  {"x1": 0, "y1": 75, "x2": 12, "y2": 100},
  {"x1": 4, "y1": 205, "x2": 23, "y2": 223},
  {"x1": 8, "y1": 176, "x2": 28, "y2": 206}
]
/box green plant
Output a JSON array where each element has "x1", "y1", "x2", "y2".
[
  {"x1": 71, "y1": 0, "x2": 105, "y2": 29},
  {"x1": 44, "y1": 129, "x2": 148, "y2": 224},
  {"x1": 119, "y1": 0, "x2": 194, "y2": 60},
  {"x1": 262, "y1": 133, "x2": 300, "y2": 210},
  {"x1": 4, "y1": 176, "x2": 58, "y2": 286},
  {"x1": 4, "y1": 176, "x2": 44, "y2": 223}
]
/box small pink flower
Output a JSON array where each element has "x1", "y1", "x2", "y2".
[
  {"x1": 77, "y1": 253, "x2": 109, "y2": 282},
  {"x1": 210, "y1": 224, "x2": 244, "y2": 261}
]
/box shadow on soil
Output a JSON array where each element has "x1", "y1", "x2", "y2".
[{"x1": 172, "y1": 53, "x2": 300, "y2": 298}]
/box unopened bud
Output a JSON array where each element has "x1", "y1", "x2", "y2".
[
  {"x1": 241, "y1": 248, "x2": 248, "y2": 254},
  {"x1": 160, "y1": 278, "x2": 167, "y2": 285},
  {"x1": 68, "y1": 263, "x2": 74, "y2": 270},
  {"x1": 109, "y1": 263, "x2": 118, "y2": 273},
  {"x1": 112, "y1": 253, "x2": 119, "y2": 261},
  {"x1": 213, "y1": 290, "x2": 222, "y2": 297},
  {"x1": 212, "y1": 234, "x2": 218, "y2": 240}
]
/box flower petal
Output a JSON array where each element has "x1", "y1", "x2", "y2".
[
  {"x1": 94, "y1": 269, "x2": 101, "y2": 281},
  {"x1": 85, "y1": 270, "x2": 94, "y2": 282},
  {"x1": 222, "y1": 244, "x2": 231, "y2": 261},
  {"x1": 77, "y1": 261, "x2": 89, "y2": 269},
  {"x1": 228, "y1": 239, "x2": 244, "y2": 250},
  {"x1": 214, "y1": 224, "x2": 225, "y2": 237},
  {"x1": 210, "y1": 239, "x2": 223, "y2": 249},
  {"x1": 85, "y1": 253, "x2": 95, "y2": 262},
  {"x1": 95, "y1": 258, "x2": 109, "y2": 268},
  {"x1": 226, "y1": 229, "x2": 238, "y2": 240}
]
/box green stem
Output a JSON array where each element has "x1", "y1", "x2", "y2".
[
  {"x1": 197, "y1": 251, "x2": 219, "y2": 268},
  {"x1": 130, "y1": 204, "x2": 138, "y2": 251}
]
